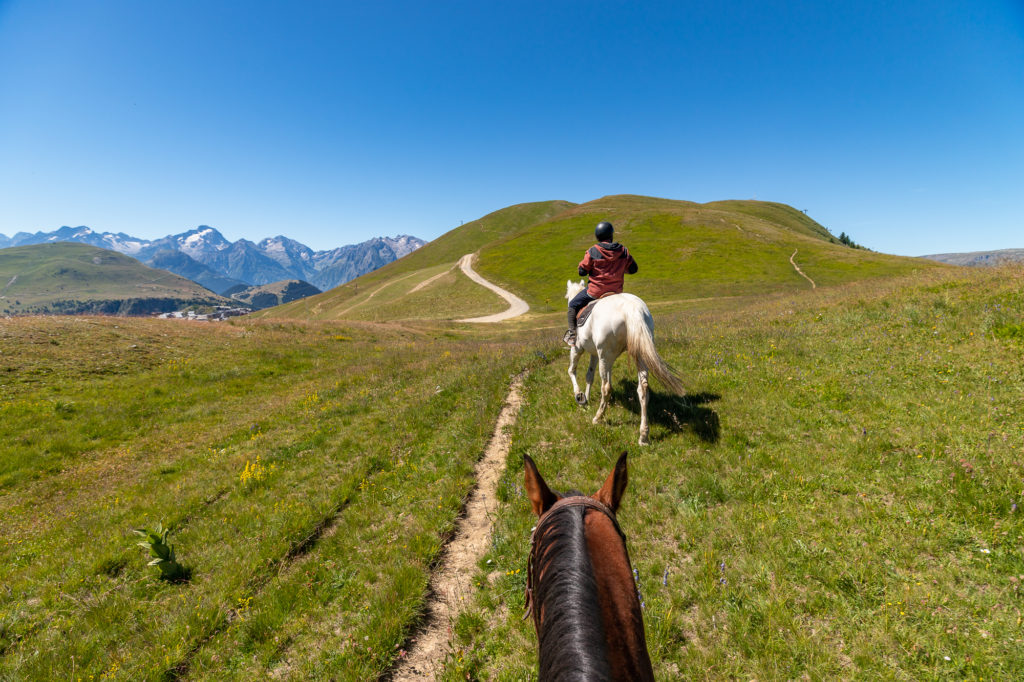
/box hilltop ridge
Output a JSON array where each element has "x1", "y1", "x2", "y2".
[{"x1": 260, "y1": 194, "x2": 946, "y2": 323}]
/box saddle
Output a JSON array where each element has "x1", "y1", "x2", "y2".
[{"x1": 574, "y1": 292, "x2": 618, "y2": 328}]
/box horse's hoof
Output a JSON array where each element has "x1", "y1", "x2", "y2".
[
  {"x1": 638, "y1": 436, "x2": 649, "y2": 446},
  {"x1": 575, "y1": 393, "x2": 587, "y2": 407}
]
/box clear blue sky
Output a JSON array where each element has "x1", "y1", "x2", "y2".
[{"x1": 1, "y1": 0, "x2": 1021, "y2": 255}]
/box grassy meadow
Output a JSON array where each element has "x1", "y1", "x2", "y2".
[
  {"x1": 2, "y1": 260, "x2": 1023, "y2": 679},
  {"x1": 0, "y1": 315, "x2": 540, "y2": 679},
  {"x1": 444, "y1": 266, "x2": 1024, "y2": 680}
]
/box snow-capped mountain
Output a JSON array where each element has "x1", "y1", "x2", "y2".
[
  {"x1": 0, "y1": 226, "x2": 425, "y2": 294},
  {"x1": 8, "y1": 225, "x2": 150, "y2": 255}
]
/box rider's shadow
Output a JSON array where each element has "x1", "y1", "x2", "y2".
[{"x1": 613, "y1": 383, "x2": 721, "y2": 443}]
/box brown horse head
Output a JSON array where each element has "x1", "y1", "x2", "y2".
[{"x1": 523, "y1": 453, "x2": 654, "y2": 681}]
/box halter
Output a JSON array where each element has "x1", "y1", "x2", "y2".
[{"x1": 523, "y1": 495, "x2": 626, "y2": 626}]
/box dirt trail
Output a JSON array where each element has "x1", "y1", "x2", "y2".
[
  {"x1": 408, "y1": 267, "x2": 453, "y2": 294},
  {"x1": 330, "y1": 271, "x2": 420, "y2": 317},
  {"x1": 790, "y1": 249, "x2": 816, "y2": 288},
  {"x1": 456, "y1": 254, "x2": 530, "y2": 323},
  {"x1": 389, "y1": 373, "x2": 525, "y2": 680}
]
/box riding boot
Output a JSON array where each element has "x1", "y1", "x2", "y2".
[{"x1": 564, "y1": 309, "x2": 577, "y2": 346}]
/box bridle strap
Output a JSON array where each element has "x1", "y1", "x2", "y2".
[{"x1": 523, "y1": 496, "x2": 625, "y2": 625}]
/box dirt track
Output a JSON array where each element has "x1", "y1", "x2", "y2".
[
  {"x1": 456, "y1": 254, "x2": 530, "y2": 323},
  {"x1": 389, "y1": 373, "x2": 525, "y2": 680},
  {"x1": 790, "y1": 249, "x2": 817, "y2": 288}
]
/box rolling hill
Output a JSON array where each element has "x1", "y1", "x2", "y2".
[
  {"x1": 226, "y1": 279, "x2": 321, "y2": 310},
  {"x1": 258, "y1": 195, "x2": 948, "y2": 322},
  {"x1": 0, "y1": 242, "x2": 231, "y2": 315}
]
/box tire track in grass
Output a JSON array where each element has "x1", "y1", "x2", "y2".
[
  {"x1": 331, "y1": 271, "x2": 421, "y2": 317},
  {"x1": 165, "y1": 492, "x2": 356, "y2": 680},
  {"x1": 388, "y1": 372, "x2": 526, "y2": 680},
  {"x1": 408, "y1": 266, "x2": 455, "y2": 294}
]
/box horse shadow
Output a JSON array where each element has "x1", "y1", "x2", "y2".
[{"x1": 612, "y1": 382, "x2": 721, "y2": 443}]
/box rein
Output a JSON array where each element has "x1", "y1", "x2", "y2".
[{"x1": 523, "y1": 496, "x2": 626, "y2": 626}]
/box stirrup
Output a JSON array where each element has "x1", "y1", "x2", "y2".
[{"x1": 563, "y1": 330, "x2": 576, "y2": 346}]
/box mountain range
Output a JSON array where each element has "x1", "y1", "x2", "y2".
[
  {"x1": 920, "y1": 248, "x2": 1024, "y2": 267},
  {"x1": 0, "y1": 226, "x2": 424, "y2": 294}
]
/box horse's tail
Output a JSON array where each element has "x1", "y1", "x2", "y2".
[{"x1": 625, "y1": 303, "x2": 685, "y2": 396}]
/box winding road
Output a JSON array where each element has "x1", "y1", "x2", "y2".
[{"x1": 456, "y1": 254, "x2": 530, "y2": 323}]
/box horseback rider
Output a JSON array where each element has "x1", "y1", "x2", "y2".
[{"x1": 564, "y1": 221, "x2": 638, "y2": 346}]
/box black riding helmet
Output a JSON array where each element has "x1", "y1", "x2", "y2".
[{"x1": 595, "y1": 221, "x2": 614, "y2": 242}]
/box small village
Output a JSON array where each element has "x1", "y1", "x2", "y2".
[{"x1": 156, "y1": 305, "x2": 251, "y2": 321}]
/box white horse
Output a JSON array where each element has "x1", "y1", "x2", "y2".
[{"x1": 565, "y1": 280, "x2": 685, "y2": 445}]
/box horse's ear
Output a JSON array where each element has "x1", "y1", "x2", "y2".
[
  {"x1": 524, "y1": 454, "x2": 558, "y2": 517},
  {"x1": 594, "y1": 451, "x2": 628, "y2": 513}
]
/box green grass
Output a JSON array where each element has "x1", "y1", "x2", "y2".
[
  {"x1": 3, "y1": 263, "x2": 1023, "y2": 680},
  {"x1": 473, "y1": 195, "x2": 945, "y2": 313},
  {"x1": 0, "y1": 242, "x2": 225, "y2": 314},
  {"x1": 0, "y1": 316, "x2": 541, "y2": 680},
  {"x1": 443, "y1": 266, "x2": 1024, "y2": 680}
]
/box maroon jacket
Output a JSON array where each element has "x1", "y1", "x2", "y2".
[{"x1": 578, "y1": 242, "x2": 638, "y2": 297}]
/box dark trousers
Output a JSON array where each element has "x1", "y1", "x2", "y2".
[{"x1": 567, "y1": 290, "x2": 596, "y2": 330}]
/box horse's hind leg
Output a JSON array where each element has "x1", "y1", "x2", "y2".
[
  {"x1": 637, "y1": 366, "x2": 650, "y2": 445},
  {"x1": 592, "y1": 356, "x2": 612, "y2": 424}
]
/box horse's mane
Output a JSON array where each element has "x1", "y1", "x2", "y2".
[{"x1": 533, "y1": 497, "x2": 612, "y2": 681}]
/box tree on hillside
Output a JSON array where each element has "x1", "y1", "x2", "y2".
[{"x1": 838, "y1": 232, "x2": 865, "y2": 250}]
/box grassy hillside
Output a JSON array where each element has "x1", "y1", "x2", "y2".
[
  {"x1": 260, "y1": 195, "x2": 947, "y2": 323},
  {"x1": 473, "y1": 195, "x2": 945, "y2": 312},
  {"x1": 258, "y1": 200, "x2": 574, "y2": 321},
  {"x1": 0, "y1": 242, "x2": 227, "y2": 315},
  {"x1": 2, "y1": 265, "x2": 1022, "y2": 679}
]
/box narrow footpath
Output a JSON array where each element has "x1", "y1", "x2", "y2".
[
  {"x1": 389, "y1": 373, "x2": 526, "y2": 680},
  {"x1": 790, "y1": 249, "x2": 817, "y2": 288}
]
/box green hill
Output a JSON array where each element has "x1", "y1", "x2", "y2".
[
  {"x1": 259, "y1": 195, "x2": 948, "y2": 322},
  {"x1": 0, "y1": 242, "x2": 229, "y2": 315}
]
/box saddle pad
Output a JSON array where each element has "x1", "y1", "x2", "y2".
[
  {"x1": 575, "y1": 300, "x2": 598, "y2": 327},
  {"x1": 575, "y1": 292, "x2": 617, "y2": 328}
]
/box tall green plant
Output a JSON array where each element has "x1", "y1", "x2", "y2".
[{"x1": 134, "y1": 523, "x2": 187, "y2": 581}]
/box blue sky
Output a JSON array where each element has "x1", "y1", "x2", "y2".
[{"x1": 0, "y1": 1, "x2": 1021, "y2": 255}]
